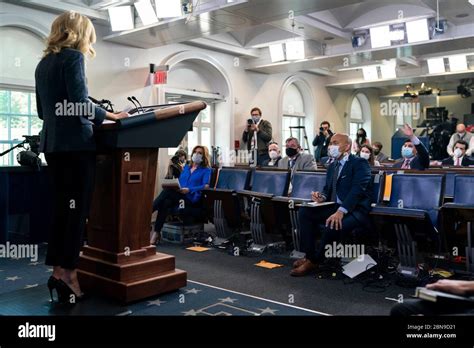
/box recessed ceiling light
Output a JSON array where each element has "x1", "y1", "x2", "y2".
[
  {"x1": 455, "y1": 13, "x2": 469, "y2": 18},
  {"x1": 324, "y1": 37, "x2": 334, "y2": 41}
]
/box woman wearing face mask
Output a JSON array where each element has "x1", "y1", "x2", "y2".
[
  {"x1": 150, "y1": 145, "x2": 212, "y2": 244},
  {"x1": 359, "y1": 144, "x2": 380, "y2": 166},
  {"x1": 352, "y1": 128, "x2": 370, "y2": 154}
]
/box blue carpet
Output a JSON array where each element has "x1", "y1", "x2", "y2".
[{"x1": 0, "y1": 245, "x2": 320, "y2": 316}]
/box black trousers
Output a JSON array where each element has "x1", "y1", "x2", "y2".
[
  {"x1": 45, "y1": 152, "x2": 96, "y2": 269},
  {"x1": 390, "y1": 299, "x2": 474, "y2": 316},
  {"x1": 152, "y1": 189, "x2": 193, "y2": 232},
  {"x1": 298, "y1": 204, "x2": 365, "y2": 263}
]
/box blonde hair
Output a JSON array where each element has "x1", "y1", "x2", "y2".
[
  {"x1": 190, "y1": 145, "x2": 211, "y2": 168},
  {"x1": 44, "y1": 11, "x2": 96, "y2": 58}
]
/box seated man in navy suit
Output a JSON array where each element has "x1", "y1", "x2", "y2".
[
  {"x1": 291, "y1": 133, "x2": 373, "y2": 276},
  {"x1": 392, "y1": 124, "x2": 430, "y2": 170},
  {"x1": 441, "y1": 140, "x2": 474, "y2": 167}
]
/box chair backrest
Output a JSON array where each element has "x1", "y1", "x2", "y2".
[
  {"x1": 444, "y1": 172, "x2": 456, "y2": 198},
  {"x1": 388, "y1": 174, "x2": 444, "y2": 226},
  {"x1": 371, "y1": 171, "x2": 385, "y2": 204},
  {"x1": 215, "y1": 167, "x2": 251, "y2": 191},
  {"x1": 251, "y1": 170, "x2": 290, "y2": 196},
  {"x1": 290, "y1": 172, "x2": 326, "y2": 199},
  {"x1": 453, "y1": 175, "x2": 474, "y2": 205}
]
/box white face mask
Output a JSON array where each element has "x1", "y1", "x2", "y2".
[
  {"x1": 328, "y1": 145, "x2": 341, "y2": 159},
  {"x1": 454, "y1": 148, "x2": 463, "y2": 158},
  {"x1": 360, "y1": 152, "x2": 370, "y2": 160},
  {"x1": 192, "y1": 153, "x2": 203, "y2": 164},
  {"x1": 269, "y1": 150, "x2": 279, "y2": 160}
]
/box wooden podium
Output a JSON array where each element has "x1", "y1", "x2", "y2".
[{"x1": 77, "y1": 101, "x2": 206, "y2": 303}]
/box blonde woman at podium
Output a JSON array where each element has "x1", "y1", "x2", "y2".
[
  {"x1": 150, "y1": 145, "x2": 212, "y2": 244},
  {"x1": 35, "y1": 12, "x2": 128, "y2": 304}
]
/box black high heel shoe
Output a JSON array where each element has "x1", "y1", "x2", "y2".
[
  {"x1": 56, "y1": 279, "x2": 85, "y2": 304},
  {"x1": 47, "y1": 276, "x2": 60, "y2": 302}
]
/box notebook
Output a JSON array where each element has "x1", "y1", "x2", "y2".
[
  {"x1": 161, "y1": 178, "x2": 181, "y2": 190},
  {"x1": 415, "y1": 287, "x2": 474, "y2": 304}
]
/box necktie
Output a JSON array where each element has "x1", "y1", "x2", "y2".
[
  {"x1": 402, "y1": 159, "x2": 410, "y2": 169},
  {"x1": 289, "y1": 159, "x2": 295, "y2": 169},
  {"x1": 330, "y1": 161, "x2": 340, "y2": 203},
  {"x1": 456, "y1": 158, "x2": 461, "y2": 166}
]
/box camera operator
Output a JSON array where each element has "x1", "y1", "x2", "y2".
[
  {"x1": 242, "y1": 107, "x2": 273, "y2": 165},
  {"x1": 312, "y1": 121, "x2": 333, "y2": 162}
]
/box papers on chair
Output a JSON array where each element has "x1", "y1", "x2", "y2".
[
  {"x1": 342, "y1": 254, "x2": 377, "y2": 279},
  {"x1": 255, "y1": 260, "x2": 283, "y2": 269},
  {"x1": 303, "y1": 201, "x2": 335, "y2": 208},
  {"x1": 161, "y1": 178, "x2": 181, "y2": 190},
  {"x1": 186, "y1": 246, "x2": 210, "y2": 252}
]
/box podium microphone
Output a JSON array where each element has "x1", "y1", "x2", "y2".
[
  {"x1": 127, "y1": 96, "x2": 139, "y2": 114},
  {"x1": 88, "y1": 96, "x2": 100, "y2": 104},
  {"x1": 131, "y1": 96, "x2": 145, "y2": 113}
]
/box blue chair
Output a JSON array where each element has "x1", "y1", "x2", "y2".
[
  {"x1": 371, "y1": 171, "x2": 386, "y2": 205},
  {"x1": 238, "y1": 169, "x2": 291, "y2": 252},
  {"x1": 215, "y1": 167, "x2": 251, "y2": 190},
  {"x1": 443, "y1": 172, "x2": 457, "y2": 200},
  {"x1": 249, "y1": 170, "x2": 289, "y2": 196},
  {"x1": 203, "y1": 167, "x2": 251, "y2": 245},
  {"x1": 371, "y1": 174, "x2": 445, "y2": 277},
  {"x1": 290, "y1": 171, "x2": 326, "y2": 200},
  {"x1": 442, "y1": 175, "x2": 474, "y2": 273}
]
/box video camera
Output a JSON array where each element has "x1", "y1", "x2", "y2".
[{"x1": 0, "y1": 135, "x2": 42, "y2": 170}]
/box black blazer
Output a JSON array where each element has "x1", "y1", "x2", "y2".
[
  {"x1": 322, "y1": 154, "x2": 373, "y2": 225},
  {"x1": 441, "y1": 156, "x2": 474, "y2": 166},
  {"x1": 35, "y1": 48, "x2": 106, "y2": 153},
  {"x1": 392, "y1": 142, "x2": 430, "y2": 170}
]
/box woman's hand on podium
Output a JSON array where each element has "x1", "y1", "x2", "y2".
[
  {"x1": 106, "y1": 111, "x2": 129, "y2": 121},
  {"x1": 180, "y1": 188, "x2": 190, "y2": 194}
]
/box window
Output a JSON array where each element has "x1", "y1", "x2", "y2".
[
  {"x1": 282, "y1": 84, "x2": 306, "y2": 150},
  {"x1": 187, "y1": 105, "x2": 213, "y2": 154},
  {"x1": 349, "y1": 93, "x2": 370, "y2": 143},
  {"x1": 166, "y1": 95, "x2": 213, "y2": 157},
  {"x1": 349, "y1": 96, "x2": 363, "y2": 141},
  {"x1": 0, "y1": 89, "x2": 42, "y2": 166}
]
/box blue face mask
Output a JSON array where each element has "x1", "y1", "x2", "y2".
[
  {"x1": 401, "y1": 146, "x2": 414, "y2": 158},
  {"x1": 252, "y1": 116, "x2": 261, "y2": 123}
]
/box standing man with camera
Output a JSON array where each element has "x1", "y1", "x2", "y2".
[
  {"x1": 242, "y1": 107, "x2": 273, "y2": 166},
  {"x1": 312, "y1": 121, "x2": 333, "y2": 162}
]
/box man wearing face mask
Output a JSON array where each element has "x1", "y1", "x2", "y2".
[
  {"x1": 278, "y1": 137, "x2": 317, "y2": 171},
  {"x1": 262, "y1": 142, "x2": 282, "y2": 167},
  {"x1": 392, "y1": 124, "x2": 430, "y2": 170},
  {"x1": 441, "y1": 140, "x2": 474, "y2": 166},
  {"x1": 372, "y1": 142, "x2": 389, "y2": 163},
  {"x1": 291, "y1": 133, "x2": 372, "y2": 276},
  {"x1": 242, "y1": 107, "x2": 273, "y2": 165},
  {"x1": 447, "y1": 124, "x2": 474, "y2": 158}
]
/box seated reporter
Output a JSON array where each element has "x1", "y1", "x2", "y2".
[
  {"x1": 359, "y1": 144, "x2": 380, "y2": 166},
  {"x1": 150, "y1": 145, "x2": 211, "y2": 244},
  {"x1": 391, "y1": 279, "x2": 474, "y2": 316},
  {"x1": 392, "y1": 124, "x2": 430, "y2": 170},
  {"x1": 262, "y1": 142, "x2": 282, "y2": 167},
  {"x1": 441, "y1": 140, "x2": 474, "y2": 167},
  {"x1": 278, "y1": 137, "x2": 317, "y2": 171},
  {"x1": 291, "y1": 133, "x2": 372, "y2": 277}
]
